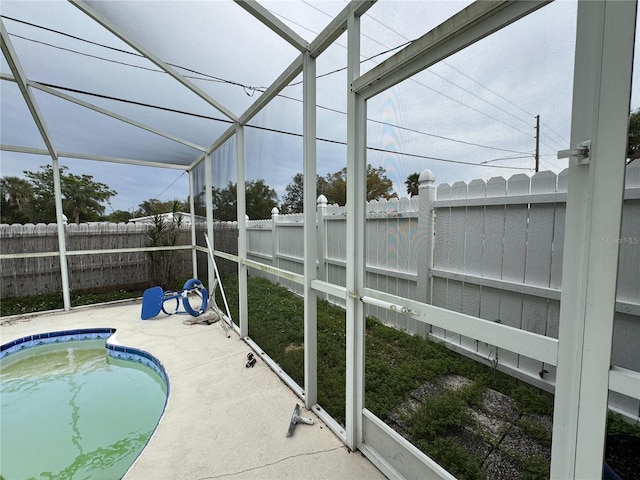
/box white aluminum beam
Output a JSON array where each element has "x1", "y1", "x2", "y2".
[
  {"x1": 1, "y1": 19, "x2": 72, "y2": 311},
  {"x1": 362, "y1": 288, "x2": 558, "y2": 365},
  {"x1": 205, "y1": 154, "x2": 216, "y2": 307},
  {"x1": 63, "y1": 151, "x2": 189, "y2": 170},
  {"x1": 236, "y1": 123, "x2": 249, "y2": 338},
  {"x1": 0, "y1": 244, "x2": 193, "y2": 261},
  {"x1": 352, "y1": 0, "x2": 550, "y2": 100},
  {"x1": 29, "y1": 81, "x2": 207, "y2": 152},
  {"x1": 52, "y1": 157, "x2": 71, "y2": 310},
  {"x1": 309, "y1": 0, "x2": 376, "y2": 58},
  {"x1": 188, "y1": 170, "x2": 198, "y2": 279},
  {"x1": 191, "y1": 124, "x2": 236, "y2": 170},
  {"x1": 551, "y1": 1, "x2": 637, "y2": 478},
  {"x1": 344, "y1": 12, "x2": 366, "y2": 452},
  {"x1": 70, "y1": 0, "x2": 238, "y2": 122},
  {"x1": 208, "y1": 124, "x2": 236, "y2": 154},
  {"x1": 241, "y1": 258, "x2": 304, "y2": 284},
  {"x1": 0, "y1": 144, "x2": 189, "y2": 170},
  {"x1": 1, "y1": 20, "x2": 57, "y2": 161},
  {"x1": 233, "y1": 0, "x2": 308, "y2": 52},
  {"x1": 1, "y1": 72, "x2": 14, "y2": 81},
  {"x1": 0, "y1": 145, "x2": 49, "y2": 155},
  {"x1": 302, "y1": 51, "x2": 318, "y2": 409}
]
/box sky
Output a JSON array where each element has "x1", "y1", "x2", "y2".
[{"x1": 1, "y1": 0, "x2": 639, "y2": 216}]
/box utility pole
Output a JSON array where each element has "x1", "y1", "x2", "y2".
[{"x1": 535, "y1": 114, "x2": 540, "y2": 173}]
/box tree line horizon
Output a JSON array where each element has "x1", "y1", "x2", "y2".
[
  {"x1": 0, "y1": 163, "x2": 420, "y2": 225},
  {"x1": 3, "y1": 107, "x2": 638, "y2": 225}
]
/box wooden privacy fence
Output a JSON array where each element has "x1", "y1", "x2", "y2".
[
  {"x1": 0, "y1": 222, "x2": 194, "y2": 297},
  {"x1": 244, "y1": 164, "x2": 640, "y2": 421}
]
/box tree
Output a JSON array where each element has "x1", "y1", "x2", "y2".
[
  {"x1": 134, "y1": 198, "x2": 188, "y2": 218},
  {"x1": 321, "y1": 168, "x2": 348, "y2": 206},
  {"x1": 247, "y1": 179, "x2": 279, "y2": 220},
  {"x1": 280, "y1": 173, "x2": 326, "y2": 214},
  {"x1": 366, "y1": 165, "x2": 397, "y2": 202},
  {"x1": 22, "y1": 165, "x2": 116, "y2": 224},
  {"x1": 319, "y1": 164, "x2": 397, "y2": 206},
  {"x1": 106, "y1": 210, "x2": 133, "y2": 223},
  {"x1": 405, "y1": 172, "x2": 420, "y2": 197},
  {"x1": 211, "y1": 182, "x2": 238, "y2": 221},
  {"x1": 191, "y1": 192, "x2": 206, "y2": 217},
  {"x1": 281, "y1": 165, "x2": 397, "y2": 211},
  {"x1": 0, "y1": 176, "x2": 33, "y2": 224},
  {"x1": 211, "y1": 179, "x2": 278, "y2": 221},
  {"x1": 64, "y1": 173, "x2": 116, "y2": 224}
]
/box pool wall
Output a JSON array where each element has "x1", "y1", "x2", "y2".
[{"x1": 0, "y1": 328, "x2": 169, "y2": 391}]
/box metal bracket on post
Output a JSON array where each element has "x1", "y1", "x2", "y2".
[{"x1": 558, "y1": 140, "x2": 591, "y2": 165}]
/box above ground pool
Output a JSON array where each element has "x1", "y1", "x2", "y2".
[{"x1": 0, "y1": 329, "x2": 168, "y2": 480}]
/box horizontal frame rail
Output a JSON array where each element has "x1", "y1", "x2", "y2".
[
  {"x1": 361, "y1": 409, "x2": 456, "y2": 480},
  {"x1": 1, "y1": 244, "x2": 192, "y2": 260},
  {"x1": 242, "y1": 258, "x2": 305, "y2": 285},
  {"x1": 362, "y1": 287, "x2": 558, "y2": 365}
]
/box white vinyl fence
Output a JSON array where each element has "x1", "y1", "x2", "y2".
[{"x1": 245, "y1": 164, "x2": 640, "y2": 422}]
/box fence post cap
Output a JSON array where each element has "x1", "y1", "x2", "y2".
[
  {"x1": 271, "y1": 207, "x2": 279, "y2": 217},
  {"x1": 317, "y1": 194, "x2": 328, "y2": 207},
  {"x1": 418, "y1": 169, "x2": 435, "y2": 184}
]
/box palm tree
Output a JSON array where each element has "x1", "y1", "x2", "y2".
[
  {"x1": 1, "y1": 176, "x2": 33, "y2": 208},
  {"x1": 0, "y1": 176, "x2": 34, "y2": 223},
  {"x1": 63, "y1": 173, "x2": 116, "y2": 224},
  {"x1": 405, "y1": 172, "x2": 420, "y2": 197}
]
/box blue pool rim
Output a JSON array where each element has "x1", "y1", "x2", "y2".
[
  {"x1": 0, "y1": 328, "x2": 170, "y2": 394},
  {"x1": 1, "y1": 328, "x2": 170, "y2": 477}
]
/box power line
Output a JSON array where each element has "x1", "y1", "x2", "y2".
[
  {"x1": 358, "y1": 15, "x2": 535, "y2": 132},
  {"x1": 154, "y1": 171, "x2": 187, "y2": 199},
  {"x1": 438, "y1": 61, "x2": 536, "y2": 119},
  {"x1": 7, "y1": 16, "x2": 535, "y2": 168},
  {"x1": 9, "y1": 34, "x2": 164, "y2": 73},
  {"x1": 1, "y1": 15, "x2": 135, "y2": 56},
  {"x1": 296, "y1": 3, "x2": 536, "y2": 138},
  {"x1": 366, "y1": 118, "x2": 530, "y2": 155},
  {"x1": 5, "y1": 10, "x2": 549, "y2": 144},
  {"x1": 36, "y1": 82, "x2": 234, "y2": 124},
  {"x1": 37, "y1": 82, "x2": 532, "y2": 172},
  {"x1": 10, "y1": 28, "x2": 532, "y2": 159},
  {"x1": 2, "y1": 15, "x2": 270, "y2": 94},
  {"x1": 357, "y1": 7, "x2": 572, "y2": 148},
  {"x1": 287, "y1": 39, "x2": 414, "y2": 87},
  {"x1": 362, "y1": 9, "x2": 538, "y2": 123},
  {"x1": 272, "y1": 91, "x2": 531, "y2": 156},
  {"x1": 243, "y1": 124, "x2": 532, "y2": 171},
  {"x1": 540, "y1": 124, "x2": 569, "y2": 148},
  {"x1": 480, "y1": 155, "x2": 533, "y2": 165}
]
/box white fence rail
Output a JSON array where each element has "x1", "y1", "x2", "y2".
[{"x1": 244, "y1": 165, "x2": 640, "y2": 422}]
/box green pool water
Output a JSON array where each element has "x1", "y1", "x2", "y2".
[{"x1": 0, "y1": 339, "x2": 167, "y2": 480}]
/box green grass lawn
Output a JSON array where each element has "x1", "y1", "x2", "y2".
[
  {"x1": 219, "y1": 275, "x2": 557, "y2": 479},
  {"x1": 4, "y1": 273, "x2": 639, "y2": 480},
  {"x1": 0, "y1": 289, "x2": 143, "y2": 316}
]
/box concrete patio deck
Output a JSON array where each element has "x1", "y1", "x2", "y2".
[{"x1": 0, "y1": 301, "x2": 385, "y2": 480}]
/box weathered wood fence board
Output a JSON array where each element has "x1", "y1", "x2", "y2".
[{"x1": 0, "y1": 222, "x2": 193, "y2": 296}]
